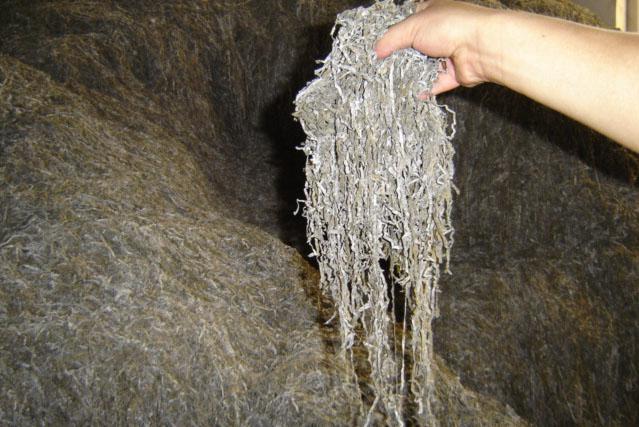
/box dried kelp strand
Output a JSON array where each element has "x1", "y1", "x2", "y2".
[{"x1": 294, "y1": 1, "x2": 456, "y2": 424}]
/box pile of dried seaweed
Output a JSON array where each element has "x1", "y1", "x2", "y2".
[
  {"x1": 295, "y1": 1, "x2": 455, "y2": 424},
  {"x1": 0, "y1": 0, "x2": 529, "y2": 425},
  {"x1": 0, "y1": 1, "x2": 369, "y2": 424},
  {"x1": 1, "y1": 0, "x2": 638, "y2": 425},
  {"x1": 0, "y1": 54, "x2": 365, "y2": 425}
]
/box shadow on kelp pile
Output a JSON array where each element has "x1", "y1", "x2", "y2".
[
  {"x1": 258, "y1": 22, "x2": 336, "y2": 254},
  {"x1": 454, "y1": 85, "x2": 639, "y2": 185},
  {"x1": 0, "y1": 0, "x2": 366, "y2": 239},
  {"x1": 439, "y1": 83, "x2": 639, "y2": 263}
]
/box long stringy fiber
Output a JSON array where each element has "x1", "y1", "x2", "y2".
[{"x1": 294, "y1": 1, "x2": 456, "y2": 424}]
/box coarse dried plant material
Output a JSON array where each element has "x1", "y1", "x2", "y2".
[
  {"x1": 1, "y1": 0, "x2": 637, "y2": 425},
  {"x1": 295, "y1": 1, "x2": 456, "y2": 424},
  {"x1": 1, "y1": 0, "x2": 526, "y2": 424},
  {"x1": 0, "y1": 1, "x2": 372, "y2": 424}
]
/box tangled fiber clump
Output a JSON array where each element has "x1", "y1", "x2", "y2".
[{"x1": 295, "y1": 1, "x2": 456, "y2": 423}]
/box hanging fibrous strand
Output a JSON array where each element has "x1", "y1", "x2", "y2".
[{"x1": 294, "y1": 0, "x2": 456, "y2": 424}]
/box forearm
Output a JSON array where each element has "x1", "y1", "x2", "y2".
[{"x1": 481, "y1": 10, "x2": 639, "y2": 149}]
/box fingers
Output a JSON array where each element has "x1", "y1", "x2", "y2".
[
  {"x1": 374, "y1": 1, "x2": 462, "y2": 97},
  {"x1": 374, "y1": 14, "x2": 420, "y2": 59},
  {"x1": 375, "y1": 1, "x2": 437, "y2": 58}
]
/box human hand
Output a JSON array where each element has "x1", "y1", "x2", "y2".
[
  {"x1": 375, "y1": 0, "x2": 499, "y2": 96},
  {"x1": 377, "y1": 0, "x2": 639, "y2": 148}
]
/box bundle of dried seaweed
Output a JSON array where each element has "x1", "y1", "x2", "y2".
[{"x1": 295, "y1": 1, "x2": 456, "y2": 424}]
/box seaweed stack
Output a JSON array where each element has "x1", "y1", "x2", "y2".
[
  {"x1": 0, "y1": 2, "x2": 364, "y2": 421},
  {"x1": 0, "y1": 0, "x2": 637, "y2": 425},
  {"x1": 0, "y1": 0, "x2": 522, "y2": 424}
]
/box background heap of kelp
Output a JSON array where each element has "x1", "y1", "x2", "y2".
[{"x1": 0, "y1": 0, "x2": 636, "y2": 425}]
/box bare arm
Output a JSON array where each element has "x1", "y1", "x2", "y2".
[{"x1": 375, "y1": 0, "x2": 639, "y2": 151}]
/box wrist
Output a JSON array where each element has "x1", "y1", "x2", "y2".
[{"x1": 472, "y1": 8, "x2": 511, "y2": 86}]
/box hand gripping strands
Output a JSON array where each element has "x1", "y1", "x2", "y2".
[{"x1": 294, "y1": 1, "x2": 455, "y2": 424}]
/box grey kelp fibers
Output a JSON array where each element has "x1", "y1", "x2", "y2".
[{"x1": 294, "y1": 1, "x2": 456, "y2": 424}]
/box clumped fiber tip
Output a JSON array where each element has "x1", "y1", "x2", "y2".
[{"x1": 295, "y1": 1, "x2": 456, "y2": 424}]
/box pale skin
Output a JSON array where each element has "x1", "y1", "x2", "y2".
[{"x1": 375, "y1": 0, "x2": 639, "y2": 152}]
